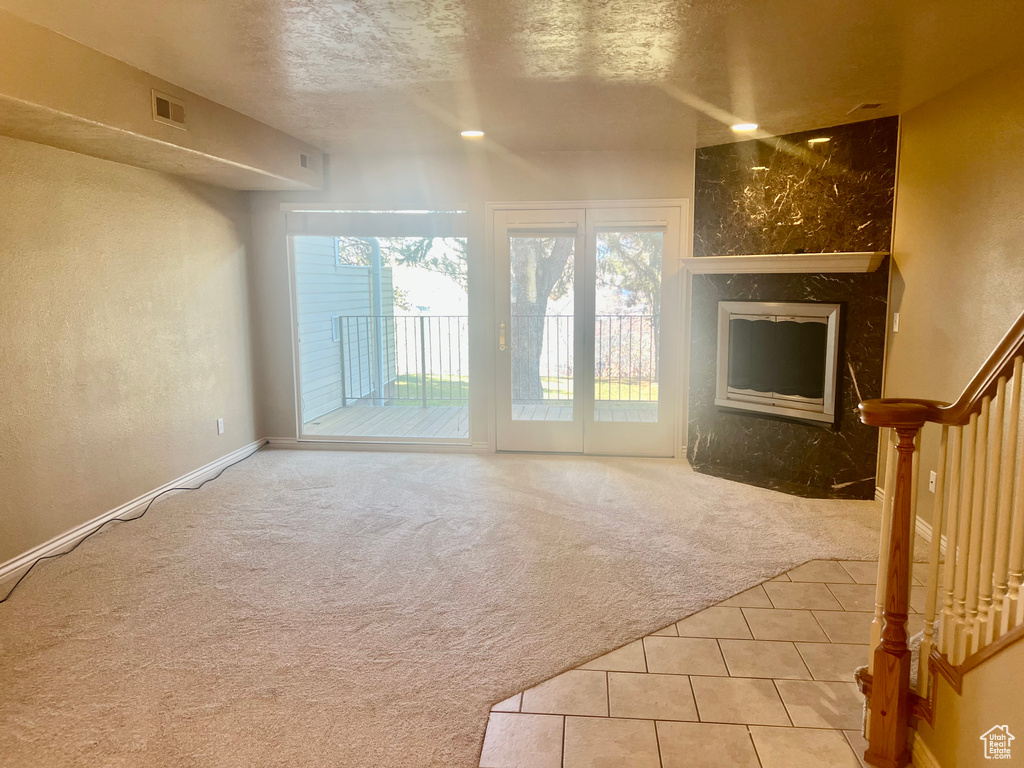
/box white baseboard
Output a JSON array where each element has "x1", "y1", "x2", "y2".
[
  {"x1": 912, "y1": 731, "x2": 942, "y2": 768},
  {"x1": 875, "y1": 487, "x2": 948, "y2": 557},
  {"x1": 0, "y1": 438, "x2": 267, "y2": 596},
  {"x1": 915, "y1": 515, "x2": 948, "y2": 557}
]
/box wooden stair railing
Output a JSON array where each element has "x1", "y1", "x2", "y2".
[{"x1": 856, "y1": 309, "x2": 1024, "y2": 768}]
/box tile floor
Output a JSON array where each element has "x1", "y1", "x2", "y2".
[{"x1": 479, "y1": 559, "x2": 930, "y2": 768}]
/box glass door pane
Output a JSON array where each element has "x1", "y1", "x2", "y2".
[
  {"x1": 593, "y1": 230, "x2": 663, "y2": 423},
  {"x1": 292, "y1": 233, "x2": 469, "y2": 441},
  {"x1": 494, "y1": 209, "x2": 585, "y2": 453},
  {"x1": 582, "y1": 206, "x2": 680, "y2": 458},
  {"x1": 510, "y1": 235, "x2": 576, "y2": 422}
]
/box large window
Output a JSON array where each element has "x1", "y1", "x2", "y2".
[{"x1": 289, "y1": 211, "x2": 469, "y2": 442}]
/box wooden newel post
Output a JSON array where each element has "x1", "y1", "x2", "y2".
[
  {"x1": 864, "y1": 425, "x2": 918, "y2": 768},
  {"x1": 859, "y1": 398, "x2": 931, "y2": 768}
]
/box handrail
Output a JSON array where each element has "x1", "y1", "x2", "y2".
[
  {"x1": 860, "y1": 309, "x2": 1024, "y2": 427},
  {"x1": 856, "y1": 307, "x2": 1024, "y2": 768}
]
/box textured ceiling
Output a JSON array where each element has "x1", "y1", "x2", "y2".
[{"x1": 3, "y1": 0, "x2": 1024, "y2": 152}]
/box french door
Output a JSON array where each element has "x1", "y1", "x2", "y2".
[{"x1": 493, "y1": 203, "x2": 682, "y2": 456}]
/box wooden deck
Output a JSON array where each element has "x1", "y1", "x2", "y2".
[
  {"x1": 511, "y1": 402, "x2": 659, "y2": 422},
  {"x1": 303, "y1": 400, "x2": 658, "y2": 439},
  {"x1": 304, "y1": 404, "x2": 469, "y2": 439}
]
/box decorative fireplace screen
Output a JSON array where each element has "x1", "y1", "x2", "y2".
[{"x1": 715, "y1": 301, "x2": 840, "y2": 424}]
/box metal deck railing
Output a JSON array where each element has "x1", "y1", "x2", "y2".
[{"x1": 333, "y1": 313, "x2": 660, "y2": 407}]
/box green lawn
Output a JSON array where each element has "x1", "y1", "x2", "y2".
[
  {"x1": 380, "y1": 374, "x2": 657, "y2": 406},
  {"x1": 387, "y1": 374, "x2": 469, "y2": 406},
  {"x1": 541, "y1": 376, "x2": 658, "y2": 401},
  {"x1": 595, "y1": 379, "x2": 658, "y2": 401}
]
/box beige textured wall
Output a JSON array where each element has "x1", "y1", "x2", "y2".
[
  {"x1": 0, "y1": 135, "x2": 258, "y2": 564},
  {"x1": 0, "y1": 9, "x2": 323, "y2": 191},
  {"x1": 248, "y1": 147, "x2": 696, "y2": 442},
  {"x1": 885, "y1": 57, "x2": 1024, "y2": 524},
  {"x1": 887, "y1": 55, "x2": 1024, "y2": 768},
  {"x1": 917, "y1": 638, "x2": 1024, "y2": 766}
]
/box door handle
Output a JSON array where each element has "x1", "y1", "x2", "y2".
[{"x1": 499, "y1": 321, "x2": 507, "y2": 351}]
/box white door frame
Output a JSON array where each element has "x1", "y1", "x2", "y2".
[
  {"x1": 486, "y1": 199, "x2": 691, "y2": 458},
  {"x1": 493, "y1": 208, "x2": 587, "y2": 452},
  {"x1": 583, "y1": 205, "x2": 682, "y2": 456}
]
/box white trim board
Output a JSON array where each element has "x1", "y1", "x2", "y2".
[
  {"x1": 682, "y1": 251, "x2": 887, "y2": 274},
  {"x1": 0, "y1": 439, "x2": 268, "y2": 598},
  {"x1": 484, "y1": 198, "x2": 690, "y2": 212},
  {"x1": 915, "y1": 514, "x2": 948, "y2": 557},
  {"x1": 912, "y1": 731, "x2": 942, "y2": 768}
]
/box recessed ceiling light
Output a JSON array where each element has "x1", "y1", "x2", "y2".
[
  {"x1": 730, "y1": 123, "x2": 758, "y2": 133},
  {"x1": 460, "y1": 130, "x2": 484, "y2": 138},
  {"x1": 807, "y1": 137, "x2": 831, "y2": 145}
]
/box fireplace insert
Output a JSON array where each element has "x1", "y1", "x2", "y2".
[{"x1": 715, "y1": 301, "x2": 840, "y2": 424}]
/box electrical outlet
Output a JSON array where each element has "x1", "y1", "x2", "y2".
[
  {"x1": 217, "y1": 418, "x2": 224, "y2": 435},
  {"x1": 929, "y1": 470, "x2": 937, "y2": 493},
  {"x1": 893, "y1": 312, "x2": 900, "y2": 333}
]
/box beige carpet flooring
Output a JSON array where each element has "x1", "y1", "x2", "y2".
[{"x1": 0, "y1": 449, "x2": 886, "y2": 767}]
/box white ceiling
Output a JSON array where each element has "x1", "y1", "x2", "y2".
[{"x1": 3, "y1": 0, "x2": 1023, "y2": 152}]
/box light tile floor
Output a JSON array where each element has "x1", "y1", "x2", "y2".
[{"x1": 479, "y1": 559, "x2": 931, "y2": 768}]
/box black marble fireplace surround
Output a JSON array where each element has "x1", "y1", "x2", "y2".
[
  {"x1": 693, "y1": 117, "x2": 898, "y2": 257},
  {"x1": 688, "y1": 118, "x2": 897, "y2": 499}
]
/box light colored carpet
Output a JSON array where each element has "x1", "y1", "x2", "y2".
[{"x1": 0, "y1": 449, "x2": 886, "y2": 767}]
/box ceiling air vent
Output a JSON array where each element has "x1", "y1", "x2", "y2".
[
  {"x1": 847, "y1": 102, "x2": 883, "y2": 115},
  {"x1": 152, "y1": 90, "x2": 187, "y2": 129},
  {"x1": 300, "y1": 153, "x2": 309, "y2": 168}
]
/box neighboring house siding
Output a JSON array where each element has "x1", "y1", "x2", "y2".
[
  {"x1": 293, "y1": 236, "x2": 394, "y2": 423},
  {"x1": 377, "y1": 269, "x2": 397, "y2": 389}
]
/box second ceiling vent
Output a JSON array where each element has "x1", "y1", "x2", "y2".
[{"x1": 152, "y1": 90, "x2": 186, "y2": 129}]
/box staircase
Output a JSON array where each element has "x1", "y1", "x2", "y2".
[{"x1": 856, "y1": 309, "x2": 1024, "y2": 767}]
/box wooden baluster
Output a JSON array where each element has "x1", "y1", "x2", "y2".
[
  {"x1": 938, "y1": 425, "x2": 963, "y2": 657},
  {"x1": 865, "y1": 426, "x2": 919, "y2": 768},
  {"x1": 951, "y1": 413, "x2": 978, "y2": 664},
  {"x1": 918, "y1": 426, "x2": 948, "y2": 695},
  {"x1": 962, "y1": 397, "x2": 991, "y2": 661},
  {"x1": 1006, "y1": 358, "x2": 1024, "y2": 632},
  {"x1": 907, "y1": 433, "x2": 921, "y2": 642},
  {"x1": 976, "y1": 382, "x2": 1007, "y2": 650},
  {"x1": 870, "y1": 429, "x2": 898, "y2": 674},
  {"x1": 994, "y1": 357, "x2": 1023, "y2": 636}
]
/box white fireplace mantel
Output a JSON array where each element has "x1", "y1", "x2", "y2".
[{"x1": 681, "y1": 251, "x2": 888, "y2": 274}]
